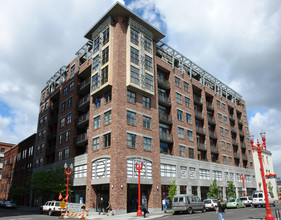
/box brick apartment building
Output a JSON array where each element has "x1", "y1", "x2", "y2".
[
  {"x1": 0, "y1": 134, "x2": 35, "y2": 205},
  {"x1": 34, "y1": 2, "x2": 256, "y2": 214},
  {"x1": 0, "y1": 142, "x2": 14, "y2": 181}
]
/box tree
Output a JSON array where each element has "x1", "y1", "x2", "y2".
[
  {"x1": 267, "y1": 182, "x2": 274, "y2": 198},
  {"x1": 207, "y1": 179, "x2": 219, "y2": 199},
  {"x1": 227, "y1": 181, "x2": 235, "y2": 198},
  {"x1": 31, "y1": 166, "x2": 68, "y2": 199},
  {"x1": 168, "y1": 179, "x2": 177, "y2": 201}
]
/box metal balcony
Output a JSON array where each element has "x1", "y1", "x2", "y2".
[
  {"x1": 206, "y1": 102, "x2": 214, "y2": 111},
  {"x1": 211, "y1": 146, "x2": 219, "y2": 154},
  {"x1": 241, "y1": 143, "x2": 246, "y2": 149},
  {"x1": 233, "y1": 152, "x2": 240, "y2": 159},
  {"x1": 209, "y1": 131, "x2": 218, "y2": 139},
  {"x1": 77, "y1": 111, "x2": 89, "y2": 128},
  {"x1": 239, "y1": 130, "x2": 245, "y2": 137},
  {"x1": 159, "y1": 132, "x2": 173, "y2": 143},
  {"x1": 158, "y1": 95, "x2": 171, "y2": 107},
  {"x1": 76, "y1": 132, "x2": 88, "y2": 146},
  {"x1": 195, "y1": 111, "x2": 204, "y2": 120},
  {"x1": 77, "y1": 94, "x2": 90, "y2": 112},
  {"x1": 242, "y1": 154, "x2": 248, "y2": 161},
  {"x1": 157, "y1": 78, "x2": 170, "y2": 90},
  {"x1": 232, "y1": 140, "x2": 238, "y2": 146},
  {"x1": 231, "y1": 127, "x2": 237, "y2": 133},
  {"x1": 208, "y1": 116, "x2": 216, "y2": 125},
  {"x1": 197, "y1": 143, "x2": 207, "y2": 151},
  {"x1": 238, "y1": 119, "x2": 243, "y2": 125},
  {"x1": 229, "y1": 115, "x2": 235, "y2": 121},
  {"x1": 79, "y1": 77, "x2": 91, "y2": 95},
  {"x1": 159, "y1": 113, "x2": 172, "y2": 125},
  {"x1": 196, "y1": 127, "x2": 205, "y2": 135},
  {"x1": 193, "y1": 96, "x2": 202, "y2": 105}
]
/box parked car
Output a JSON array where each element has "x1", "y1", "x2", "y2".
[
  {"x1": 252, "y1": 191, "x2": 275, "y2": 208},
  {"x1": 240, "y1": 196, "x2": 253, "y2": 207},
  {"x1": 3, "y1": 201, "x2": 16, "y2": 208},
  {"x1": 172, "y1": 194, "x2": 206, "y2": 214},
  {"x1": 226, "y1": 198, "x2": 245, "y2": 208},
  {"x1": 0, "y1": 200, "x2": 6, "y2": 207},
  {"x1": 203, "y1": 199, "x2": 218, "y2": 211},
  {"x1": 42, "y1": 201, "x2": 63, "y2": 216}
]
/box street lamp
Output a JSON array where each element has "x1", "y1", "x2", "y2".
[
  {"x1": 249, "y1": 130, "x2": 275, "y2": 220},
  {"x1": 135, "y1": 159, "x2": 143, "y2": 216},
  {"x1": 64, "y1": 163, "x2": 73, "y2": 203},
  {"x1": 240, "y1": 174, "x2": 246, "y2": 196}
]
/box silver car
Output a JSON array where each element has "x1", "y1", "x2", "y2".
[
  {"x1": 203, "y1": 199, "x2": 218, "y2": 211},
  {"x1": 172, "y1": 194, "x2": 206, "y2": 214}
]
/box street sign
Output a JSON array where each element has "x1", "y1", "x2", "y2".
[
  {"x1": 59, "y1": 201, "x2": 67, "y2": 209},
  {"x1": 242, "y1": 188, "x2": 246, "y2": 191}
]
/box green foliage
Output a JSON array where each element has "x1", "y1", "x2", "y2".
[
  {"x1": 267, "y1": 182, "x2": 274, "y2": 198},
  {"x1": 207, "y1": 179, "x2": 219, "y2": 199},
  {"x1": 168, "y1": 179, "x2": 177, "y2": 201},
  {"x1": 227, "y1": 181, "x2": 235, "y2": 198},
  {"x1": 9, "y1": 186, "x2": 29, "y2": 200},
  {"x1": 31, "y1": 166, "x2": 68, "y2": 198}
]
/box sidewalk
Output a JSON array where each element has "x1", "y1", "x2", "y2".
[{"x1": 86, "y1": 211, "x2": 166, "y2": 220}]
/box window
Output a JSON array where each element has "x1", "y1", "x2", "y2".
[
  {"x1": 92, "y1": 55, "x2": 99, "y2": 72},
  {"x1": 244, "y1": 115, "x2": 247, "y2": 122},
  {"x1": 189, "y1": 148, "x2": 194, "y2": 159},
  {"x1": 61, "y1": 102, "x2": 65, "y2": 112},
  {"x1": 221, "y1": 141, "x2": 225, "y2": 150},
  {"x1": 69, "y1": 81, "x2": 74, "y2": 91},
  {"x1": 144, "y1": 37, "x2": 152, "y2": 53},
  {"x1": 102, "y1": 47, "x2": 109, "y2": 65},
  {"x1": 60, "y1": 118, "x2": 65, "y2": 127},
  {"x1": 223, "y1": 156, "x2": 227, "y2": 165},
  {"x1": 103, "y1": 133, "x2": 111, "y2": 148},
  {"x1": 94, "y1": 37, "x2": 100, "y2": 53},
  {"x1": 59, "y1": 134, "x2": 63, "y2": 145},
  {"x1": 65, "y1": 148, "x2": 69, "y2": 159},
  {"x1": 187, "y1": 130, "x2": 193, "y2": 141},
  {"x1": 178, "y1": 127, "x2": 184, "y2": 138},
  {"x1": 127, "y1": 111, "x2": 136, "y2": 125},
  {"x1": 127, "y1": 90, "x2": 136, "y2": 103},
  {"x1": 105, "y1": 89, "x2": 111, "y2": 103},
  {"x1": 227, "y1": 143, "x2": 231, "y2": 151},
  {"x1": 70, "y1": 64, "x2": 75, "y2": 78},
  {"x1": 95, "y1": 97, "x2": 101, "y2": 109},
  {"x1": 28, "y1": 146, "x2": 33, "y2": 156},
  {"x1": 68, "y1": 97, "x2": 72, "y2": 107},
  {"x1": 229, "y1": 157, "x2": 232, "y2": 166},
  {"x1": 189, "y1": 167, "x2": 196, "y2": 179},
  {"x1": 130, "y1": 66, "x2": 139, "y2": 85},
  {"x1": 213, "y1": 170, "x2": 222, "y2": 181},
  {"x1": 93, "y1": 137, "x2": 99, "y2": 151},
  {"x1": 101, "y1": 66, "x2": 108, "y2": 85},
  {"x1": 94, "y1": 116, "x2": 100, "y2": 129},
  {"x1": 39, "y1": 158, "x2": 43, "y2": 166},
  {"x1": 175, "y1": 76, "x2": 180, "y2": 87},
  {"x1": 184, "y1": 82, "x2": 189, "y2": 92},
  {"x1": 65, "y1": 131, "x2": 70, "y2": 142},
  {"x1": 104, "y1": 111, "x2": 111, "y2": 125},
  {"x1": 218, "y1": 113, "x2": 222, "y2": 122},
  {"x1": 103, "y1": 27, "x2": 109, "y2": 45},
  {"x1": 58, "y1": 151, "x2": 63, "y2": 161},
  {"x1": 176, "y1": 93, "x2": 182, "y2": 104},
  {"x1": 63, "y1": 87, "x2": 67, "y2": 96},
  {"x1": 177, "y1": 109, "x2": 183, "y2": 121},
  {"x1": 143, "y1": 137, "x2": 151, "y2": 150},
  {"x1": 127, "y1": 133, "x2": 136, "y2": 148},
  {"x1": 143, "y1": 116, "x2": 151, "y2": 129},
  {"x1": 130, "y1": 28, "x2": 139, "y2": 45},
  {"x1": 225, "y1": 129, "x2": 229, "y2": 138},
  {"x1": 224, "y1": 116, "x2": 228, "y2": 124},
  {"x1": 179, "y1": 145, "x2": 185, "y2": 157},
  {"x1": 145, "y1": 55, "x2": 153, "y2": 72},
  {"x1": 145, "y1": 73, "x2": 153, "y2": 91},
  {"x1": 161, "y1": 164, "x2": 176, "y2": 177},
  {"x1": 217, "y1": 100, "x2": 220, "y2": 108},
  {"x1": 220, "y1": 127, "x2": 224, "y2": 136},
  {"x1": 222, "y1": 103, "x2": 226, "y2": 111},
  {"x1": 130, "y1": 46, "x2": 139, "y2": 65},
  {"x1": 186, "y1": 113, "x2": 192, "y2": 124},
  {"x1": 185, "y1": 97, "x2": 190, "y2": 108},
  {"x1": 199, "y1": 169, "x2": 210, "y2": 180},
  {"x1": 67, "y1": 113, "x2": 72, "y2": 124},
  {"x1": 142, "y1": 96, "x2": 151, "y2": 108},
  {"x1": 92, "y1": 73, "x2": 99, "y2": 91}
]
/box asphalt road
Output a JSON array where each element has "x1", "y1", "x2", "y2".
[{"x1": 157, "y1": 203, "x2": 281, "y2": 220}]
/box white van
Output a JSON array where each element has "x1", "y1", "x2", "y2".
[
  {"x1": 172, "y1": 194, "x2": 206, "y2": 214},
  {"x1": 252, "y1": 191, "x2": 275, "y2": 208}
]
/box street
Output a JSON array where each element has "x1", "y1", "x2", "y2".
[{"x1": 158, "y1": 203, "x2": 281, "y2": 220}]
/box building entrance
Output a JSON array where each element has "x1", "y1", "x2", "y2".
[
  {"x1": 127, "y1": 184, "x2": 151, "y2": 213},
  {"x1": 95, "y1": 184, "x2": 109, "y2": 212}
]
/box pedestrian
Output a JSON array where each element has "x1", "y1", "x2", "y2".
[
  {"x1": 162, "y1": 197, "x2": 167, "y2": 213},
  {"x1": 106, "y1": 201, "x2": 114, "y2": 216},
  {"x1": 216, "y1": 198, "x2": 226, "y2": 220},
  {"x1": 142, "y1": 199, "x2": 148, "y2": 218},
  {"x1": 99, "y1": 197, "x2": 105, "y2": 215}
]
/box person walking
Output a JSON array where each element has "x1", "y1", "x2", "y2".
[
  {"x1": 216, "y1": 198, "x2": 226, "y2": 220},
  {"x1": 99, "y1": 197, "x2": 105, "y2": 215},
  {"x1": 106, "y1": 201, "x2": 114, "y2": 216},
  {"x1": 142, "y1": 199, "x2": 148, "y2": 218},
  {"x1": 162, "y1": 197, "x2": 167, "y2": 213}
]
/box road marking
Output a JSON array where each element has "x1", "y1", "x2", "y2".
[{"x1": 184, "y1": 216, "x2": 200, "y2": 219}]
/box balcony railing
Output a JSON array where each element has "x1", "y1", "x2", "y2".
[
  {"x1": 211, "y1": 146, "x2": 219, "y2": 154},
  {"x1": 158, "y1": 95, "x2": 171, "y2": 106},
  {"x1": 157, "y1": 78, "x2": 170, "y2": 89},
  {"x1": 229, "y1": 115, "x2": 235, "y2": 121},
  {"x1": 231, "y1": 127, "x2": 237, "y2": 133},
  {"x1": 197, "y1": 143, "x2": 207, "y2": 151},
  {"x1": 193, "y1": 96, "x2": 202, "y2": 105},
  {"x1": 196, "y1": 127, "x2": 205, "y2": 135},
  {"x1": 241, "y1": 143, "x2": 246, "y2": 149},
  {"x1": 76, "y1": 132, "x2": 88, "y2": 145},
  {"x1": 232, "y1": 140, "x2": 238, "y2": 146},
  {"x1": 238, "y1": 119, "x2": 243, "y2": 125},
  {"x1": 195, "y1": 111, "x2": 204, "y2": 120},
  {"x1": 160, "y1": 132, "x2": 173, "y2": 143},
  {"x1": 78, "y1": 94, "x2": 90, "y2": 110},
  {"x1": 77, "y1": 112, "x2": 89, "y2": 127},
  {"x1": 159, "y1": 113, "x2": 172, "y2": 124},
  {"x1": 206, "y1": 102, "x2": 214, "y2": 111},
  {"x1": 208, "y1": 116, "x2": 216, "y2": 125},
  {"x1": 209, "y1": 131, "x2": 218, "y2": 139},
  {"x1": 233, "y1": 152, "x2": 240, "y2": 159},
  {"x1": 79, "y1": 77, "x2": 90, "y2": 91},
  {"x1": 242, "y1": 154, "x2": 247, "y2": 161},
  {"x1": 239, "y1": 130, "x2": 245, "y2": 137}
]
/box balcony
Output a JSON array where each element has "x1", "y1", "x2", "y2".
[
  {"x1": 47, "y1": 132, "x2": 56, "y2": 141},
  {"x1": 159, "y1": 113, "x2": 172, "y2": 125},
  {"x1": 79, "y1": 77, "x2": 91, "y2": 95},
  {"x1": 209, "y1": 131, "x2": 218, "y2": 139},
  {"x1": 195, "y1": 111, "x2": 204, "y2": 120},
  {"x1": 193, "y1": 96, "x2": 202, "y2": 105},
  {"x1": 229, "y1": 115, "x2": 235, "y2": 121},
  {"x1": 158, "y1": 95, "x2": 171, "y2": 107},
  {"x1": 211, "y1": 146, "x2": 219, "y2": 154},
  {"x1": 160, "y1": 132, "x2": 173, "y2": 143},
  {"x1": 232, "y1": 139, "x2": 238, "y2": 146},
  {"x1": 208, "y1": 116, "x2": 216, "y2": 125},
  {"x1": 77, "y1": 112, "x2": 89, "y2": 128},
  {"x1": 157, "y1": 78, "x2": 170, "y2": 90},
  {"x1": 231, "y1": 127, "x2": 237, "y2": 133},
  {"x1": 196, "y1": 127, "x2": 205, "y2": 135},
  {"x1": 241, "y1": 143, "x2": 246, "y2": 149},
  {"x1": 197, "y1": 143, "x2": 207, "y2": 151},
  {"x1": 238, "y1": 119, "x2": 243, "y2": 125},
  {"x1": 242, "y1": 154, "x2": 247, "y2": 161},
  {"x1": 206, "y1": 102, "x2": 214, "y2": 111},
  {"x1": 77, "y1": 94, "x2": 90, "y2": 112},
  {"x1": 239, "y1": 130, "x2": 245, "y2": 137},
  {"x1": 76, "y1": 132, "x2": 88, "y2": 147},
  {"x1": 233, "y1": 152, "x2": 240, "y2": 159}
]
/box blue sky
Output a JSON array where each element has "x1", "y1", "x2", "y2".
[{"x1": 0, "y1": 0, "x2": 281, "y2": 178}]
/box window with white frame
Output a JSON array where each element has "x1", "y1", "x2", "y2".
[
  {"x1": 64, "y1": 148, "x2": 69, "y2": 159},
  {"x1": 67, "y1": 113, "x2": 72, "y2": 124},
  {"x1": 189, "y1": 167, "x2": 196, "y2": 179},
  {"x1": 60, "y1": 117, "x2": 65, "y2": 128},
  {"x1": 176, "y1": 93, "x2": 182, "y2": 104},
  {"x1": 186, "y1": 113, "x2": 192, "y2": 124},
  {"x1": 127, "y1": 133, "x2": 136, "y2": 148},
  {"x1": 142, "y1": 96, "x2": 151, "y2": 108},
  {"x1": 74, "y1": 164, "x2": 87, "y2": 178},
  {"x1": 199, "y1": 169, "x2": 210, "y2": 180},
  {"x1": 127, "y1": 158, "x2": 152, "y2": 179},
  {"x1": 127, "y1": 111, "x2": 136, "y2": 125},
  {"x1": 224, "y1": 116, "x2": 228, "y2": 124},
  {"x1": 184, "y1": 81, "x2": 189, "y2": 92},
  {"x1": 104, "y1": 110, "x2": 111, "y2": 125},
  {"x1": 93, "y1": 137, "x2": 99, "y2": 151},
  {"x1": 130, "y1": 46, "x2": 139, "y2": 65},
  {"x1": 59, "y1": 134, "x2": 63, "y2": 145},
  {"x1": 221, "y1": 141, "x2": 225, "y2": 150},
  {"x1": 127, "y1": 90, "x2": 136, "y2": 103},
  {"x1": 161, "y1": 164, "x2": 176, "y2": 177},
  {"x1": 143, "y1": 116, "x2": 151, "y2": 129},
  {"x1": 65, "y1": 131, "x2": 70, "y2": 142},
  {"x1": 213, "y1": 170, "x2": 222, "y2": 181},
  {"x1": 58, "y1": 150, "x2": 63, "y2": 161},
  {"x1": 218, "y1": 113, "x2": 222, "y2": 122},
  {"x1": 130, "y1": 28, "x2": 139, "y2": 45},
  {"x1": 220, "y1": 127, "x2": 224, "y2": 136},
  {"x1": 145, "y1": 55, "x2": 153, "y2": 72},
  {"x1": 175, "y1": 76, "x2": 180, "y2": 87},
  {"x1": 187, "y1": 130, "x2": 193, "y2": 141},
  {"x1": 180, "y1": 166, "x2": 187, "y2": 178},
  {"x1": 94, "y1": 116, "x2": 100, "y2": 129},
  {"x1": 130, "y1": 66, "x2": 139, "y2": 85},
  {"x1": 92, "y1": 158, "x2": 111, "y2": 179},
  {"x1": 178, "y1": 127, "x2": 184, "y2": 138},
  {"x1": 177, "y1": 109, "x2": 183, "y2": 121},
  {"x1": 185, "y1": 97, "x2": 190, "y2": 108},
  {"x1": 143, "y1": 137, "x2": 151, "y2": 150},
  {"x1": 179, "y1": 145, "x2": 185, "y2": 157}
]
